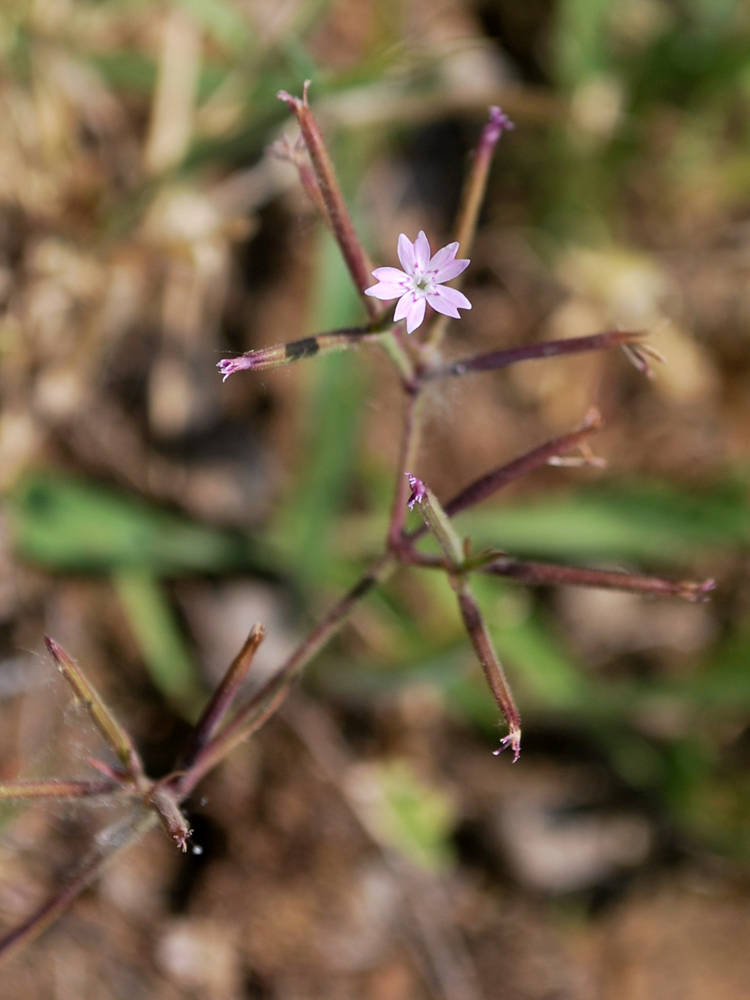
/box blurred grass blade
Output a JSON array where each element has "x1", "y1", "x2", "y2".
[
  {"x1": 272, "y1": 228, "x2": 367, "y2": 584},
  {"x1": 114, "y1": 571, "x2": 204, "y2": 719},
  {"x1": 347, "y1": 760, "x2": 456, "y2": 873},
  {"x1": 174, "y1": 0, "x2": 251, "y2": 51},
  {"x1": 461, "y1": 480, "x2": 749, "y2": 563},
  {"x1": 6, "y1": 473, "x2": 264, "y2": 575}
]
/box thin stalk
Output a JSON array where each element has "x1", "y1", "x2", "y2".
[
  {"x1": 454, "y1": 582, "x2": 521, "y2": 761},
  {"x1": 278, "y1": 84, "x2": 378, "y2": 316},
  {"x1": 269, "y1": 134, "x2": 332, "y2": 228},
  {"x1": 217, "y1": 323, "x2": 392, "y2": 380},
  {"x1": 44, "y1": 638, "x2": 143, "y2": 778},
  {"x1": 0, "y1": 811, "x2": 157, "y2": 965},
  {"x1": 0, "y1": 779, "x2": 119, "y2": 801},
  {"x1": 179, "y1": 552, "x2": 397, "y2": 795},
  {"x1": 424, "y1": 106, "x2": 514, "y2": 353},
  {"x1": 404, "y1": 409, "x2": 602, "y2": 545},
  {"x1": 387, "y1": 389, "x2": 427, "y2": 549},
  {"x1": 379, "y1": 328, "x2": 419, "y2": 387},
  {"x1": 424, "y1": 331, "x2": 644, "y2": 380},
  {"x1": 181, "y1": 624, "x2": 265, "y2": 769},
  {"x1": 400, "y1": 549, "x2": 715, "y2": 602},
  {"x1": 484, "y1": 557, "x2": 717, "y2": 601}
]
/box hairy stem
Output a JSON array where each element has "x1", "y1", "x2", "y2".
[
  {"x1": 181, "y1": 624, "x2": 265, "y2": 769},
  {"x1": 424, "y1": 331, "x2": 644, "y2": 380},
  {"x1": 0, "y1": 812, "x2": 157, "y2": 965},
  {"x1": 44, "y1": 637, "x2": 143, "y2": 778},
  {"x1": 454, "y1": 582, "x2": 521, "y2": 760},
  {"x1": 278, "y1": 84, "x2": 378, "y2": 317},
  {"x1": 404, "y1": 409, "x2": 602, "y2": 545},
  {"x1": 388, "y1": 389, "x2": 427, "y2": 549},
  {"x1": 0, "y1": 779, "x2": 120, "y2": 801},
  {"x1": 425, "y1": 106, "x2": 513, "y2": 353},
  {"x1": 179, "y1": 552, "x2": 396, "y2": 794}
]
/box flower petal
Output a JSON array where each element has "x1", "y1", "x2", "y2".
[
  {"x1": 431, "y1": 257, "x2": 470, "y2": 283},
  {"x1": 365, "y1": 281, "x2": 407, "y2": 301},
  {"x1": 404, "y1": 295, "x2": 426, "y2": 333},
  {"x1": 397, "y1": 233, "x2": 416, "y2": 273},
  {"x1": 427, "y1": 242, "x2": 458, "y2": 274},
  {"x1": 393, "y1": 290, "x2": 416, "y2": 322},
  {"x1": 371, "y1": 266, "x2": 409, "y2": 285},
  {"x1": 413, "y1": 231, "x2": 431, "y2": 272},
  {"x1": 425, "y1": 285, "x2": 472, "y2": 318},
  {"x1": 393, "y1": 290, "x2": 426, "y2": 332}
]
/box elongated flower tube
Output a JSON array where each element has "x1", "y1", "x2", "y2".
[{"x1": 365, "y1": 231, "x2": 471, "y2": 333}]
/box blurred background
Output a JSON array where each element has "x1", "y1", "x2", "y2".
[{"x1": 1, "y1": 0, "x2": 750, "y2": 997}]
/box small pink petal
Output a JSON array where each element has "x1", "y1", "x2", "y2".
[
  {"x1": 435, "y1": 286, "x2": 471, "y2": 312},
  {"x1": 394, "y1": 291, "x2": 425, "y2": 332},
  {"x1": 425, "y1": 286, "x2": 461, "y2": 318},
  {"x1": 427, "y1": 242, "x2": 459, "y2": 273},
  {"x1": 404, "y1": 295, "x2": 426, "y2": 333},
  {"x1": 431, "y1": 257, "x2": 470, "y2": 283},
  {"x1": 397, "y1": 233, "x2": 416, "y2": 273},
  {"x1": 393, "y1": 290, "x2": 415, "y2": 323},
  {"x1": 371, "y1": 266, "x2": 409, "y2": 284},
  {"x1": 365, "y1": 281, "x2": 408, "y2": 300},
  {"x1": 413, "y1": 230, "x2": 431, "y2": 272}
]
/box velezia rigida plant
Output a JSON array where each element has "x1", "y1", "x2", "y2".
[{"x1": 0, "y1": 85, "x2": 714, "y2": 963}]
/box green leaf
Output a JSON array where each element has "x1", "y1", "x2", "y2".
[
  {"x1": 6, "y1": 473, "x2": 264, "y2": 576},
  {"x1": 114, "y1": 571, "x2": 204, "y2": 719},
  {"x1": 459, "y1": 479, "x2": 749, "y2": 564},
  {"x1": 355, "y1": 759, "x2": 456, "y2": 873},
  {"x1": 271, "y1": 228, "x2": 368, "y2": 586}
]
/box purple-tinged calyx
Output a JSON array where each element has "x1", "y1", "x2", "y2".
[
  {"x1": 484, "y1": 106, "x2": 515, "y2": 146},
  {"x1": 406, "y1": 473, "x2": 427, "y2": 510},
  {"x1": 493, "y1": 726, "x2": 521, "y2": 763}
]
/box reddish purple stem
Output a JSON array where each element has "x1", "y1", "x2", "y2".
[
  {"x1": 404, "y1": 409, "x2": 602, "y2": 545},
  {"x1": 485, "y1": 558, "x2": 717, "y2": 601},
  {"x1": 426, "y1": 331, "x2": 642, "y2": 380}
]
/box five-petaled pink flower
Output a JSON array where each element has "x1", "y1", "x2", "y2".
[{"x1": 365, "y1": 231, "x2": 471, "y2": 334}]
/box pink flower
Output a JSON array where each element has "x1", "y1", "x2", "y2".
[{"x1": 365, "y1": 231, "x2": 471, "y2": 334}]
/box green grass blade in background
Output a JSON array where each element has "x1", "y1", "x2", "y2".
[
  {"x1": 6, "y1": 473, "x2": 264, "y2": 575},
  {"x1": 458, "y1": 479, "x2": 749, "y2": 563},
  {"x1": 271, "y1": 228, "x2": 368, "y2": 587},
  {"x1": 114, "y1": 570, "x2": 204, "y2": 719}
]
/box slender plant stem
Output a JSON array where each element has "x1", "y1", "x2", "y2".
[
  {"x1": 387, "y1": 389, "x2": 427, "y2": 549},
  {"x1": 278, "y1": 84, "x2": 378, "y2": 317},
  {"x1": 423, "y1": 331, "x2": 643, "y2": 380},
  {"x1": 424, "y1": 106, "x2": 513, "y2": 354},
  {"x1": 181, "y1": 624, "x2": 265, "y2": 769},
  {"x1": 404, "y1": 409, "x2": 602, "y2": 545},
  {"x1": 484, "y1": 557, "x2": 716, "y2": 601},
  {"x1": 0, "y1": 779, "x2": 119, "y2": 801},
  {"x1": 0, "y1": 811, "x2": 157, "y2": 965},
  {"x1": 44, "y1": 638, "x2": 143, "y2": 778},
  {"x1": 269, "y1": 135, "x2": 332, "y2": 228},
  {"x1": 399, "y1": 548, "x2": 715, "y2": 602},
  {"x1": 179, "y1": 552, "x2": 397, "y2": 795},
  {"x1": 454, "y1": 581, "x2": 521, "y2": 760}
]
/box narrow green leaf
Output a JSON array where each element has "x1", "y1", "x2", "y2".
[
  {"x1": 114, "y1": 571, "x2": 204, "y2": 719},
  {"x1": 7, "y1": 473, "x2": 263, "y2": 576}
]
